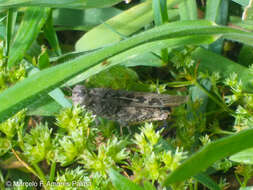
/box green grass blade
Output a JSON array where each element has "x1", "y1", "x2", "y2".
[
  {"x1": 152, "y1": 0, "x2": 169, "y2": 63},
  {"x1": 207, "y1": 0, "x2": 229, "y2": 54},
  {"x1": 7, "y1": 7, "x2": 50, "y2": 68},
  {"x1": 67, "y1": 35, "x2": 217, "y2": 86},
  {"x1": 44, "y1": 11, "x2": 61, "y2": 56},
  {"x1": 179, "y1": 0, "x2": 198, "y2": 20},
  {"x1": 0, "y1": 0, "x2": 123, "y2": 9},
  {"x1": 205, "y1": 0, "x2": 222, "y2": 21},
  {"x1": 152, "y1": 0, "x2": 169, "y2": 25},
  {"x1": 1, "y1": 20, "x2": 253, "y2": 122},
  {"x1": 48, "y1": 89, "x2": 72, "y2": 108},
  {"x1": 5, "y1": 8, "x2": 17, "y2": 61},
  {"x1": 164, "y1": 128, "x2": 253, "y2": 185}
]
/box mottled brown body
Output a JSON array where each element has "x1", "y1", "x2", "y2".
[{"x1": 72, "y1": 85, "x2": 187, "y2": 125}]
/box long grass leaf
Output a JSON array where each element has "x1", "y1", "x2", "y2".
[
  {"x1": 0, "y1": 0, "x2": 123, "y2": 9},
  {"x1": 164, "y1": 128, "x2": 253, "y2": 185}
]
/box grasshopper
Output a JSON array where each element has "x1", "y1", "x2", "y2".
[{"x1": 72, "y1": 85, "x2": 187, "y2": 126}]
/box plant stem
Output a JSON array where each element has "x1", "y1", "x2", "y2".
[
  {"x1": 235, "y1": 173, "x2": 242, "y2": 186},
  {"x1": 49, "y1": 161, "x2": 56, "y2": 182},
  {"x1": 33, "y1": 163, "x2": 48, "y2": 190}
]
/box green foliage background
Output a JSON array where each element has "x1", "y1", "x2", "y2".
[{"x1": 1, "y1": 0, "x2": 253, "y2": 189}]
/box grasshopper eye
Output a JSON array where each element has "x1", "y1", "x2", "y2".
[
  {"x1": 72, "y1": 85, "x2": 87, "y2": 106},
  {"x1": 72, "y1": 85, "x2": 86, "y2": 95}
]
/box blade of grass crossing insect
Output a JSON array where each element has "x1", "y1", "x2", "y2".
[
  {"x1": 29, "y1": 67, "x2": 71, "y2": 109},
  {"x1": 7, "y1": 7, "x2": 50, "y2": 68},
  {"x1": 67, "y1": 35, "x2": 217, "y2": 86}
]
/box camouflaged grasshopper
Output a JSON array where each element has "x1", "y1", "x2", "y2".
[{"x1": 72, "y1": 85, "x2": 187, "y2": 126}]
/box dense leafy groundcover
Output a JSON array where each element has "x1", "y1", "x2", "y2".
[{"x1": 1, "y1": 0, "x2": 253, "y2": 189}]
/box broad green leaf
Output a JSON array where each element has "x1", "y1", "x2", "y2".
[
  {"x1": 0, "y1": 0, "x2": 123, "y2": 9},
  {"x1": 75, "y1": 0, "x2": 181, "y2": 51},
  {"x1": 86, "y1": 65, "x2": 139, "y2": 90},
  {"x1": 229, "y1": 147, "x2": 253, "y2": 164},
  {"x1": 53, "y1": 8, "x2": 122, "y2": 31},
  {"x1": 7, "y1": 7, "x2": 50, "y2": 67},
  {"x1": 85, "y1": 65, "x2": 150, "y2": 92},
  {"x1": 1, "y1": 20, "x2": 253, "y2": 122},
  {"x1": 164, "y1": 128, "x2": 253, "y2": 185},
  {"x1": 108, "y1": 168, "x2": 144, "y2": 190},
  {"x1": 192, "y1": 48, "x2": 253, "y2": 93}
]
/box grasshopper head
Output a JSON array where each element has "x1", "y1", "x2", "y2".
[{"x1": 72, "y1": 85, "x2": 91, "y2": 107}]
